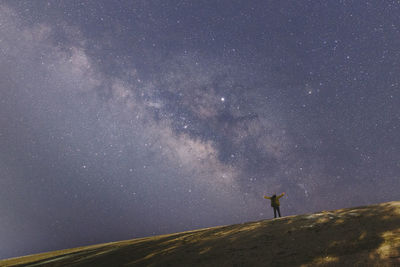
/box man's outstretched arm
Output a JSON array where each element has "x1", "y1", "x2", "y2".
[
  {"x1": 264, "y1": 195, "x2": 271, "y2": 199},
  {"x1": 277, "y1": 192, "x2": 285, "y2": 199}
]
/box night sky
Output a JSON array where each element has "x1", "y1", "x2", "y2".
[{"x1": 1, "y1": 0, "x2": 400, "y2": 259}]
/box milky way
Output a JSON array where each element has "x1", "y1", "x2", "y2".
[{"x1": 1, "y1": 1, "x2": 400, "y2": 259}]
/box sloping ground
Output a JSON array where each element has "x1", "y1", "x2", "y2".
[{"x1": 1, "y1": 201, "x2": 399, "y2": 267}]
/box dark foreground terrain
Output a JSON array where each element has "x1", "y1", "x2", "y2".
[{"x1": 1, "y1": 201, "x2": 399, "y2": 266}]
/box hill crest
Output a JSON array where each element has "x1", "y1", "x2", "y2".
[{"x1": 1, "y1": 201, "x2": 399, "y2": 266}]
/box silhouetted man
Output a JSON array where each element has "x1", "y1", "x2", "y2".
[{"x1": 264, "y1": 192, "x2": 285, "y2": 218}]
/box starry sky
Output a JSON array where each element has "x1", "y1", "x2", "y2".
[{"x1": 1, "y1": 0, "x2": 400, "y2": 259}]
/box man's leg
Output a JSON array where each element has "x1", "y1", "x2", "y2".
[
  {"x1": 277, "y1": 207, "x2": 281, "y2": 217},
  {"x1": 273, "y1": 207, "x2": 277, "y2": 218}
]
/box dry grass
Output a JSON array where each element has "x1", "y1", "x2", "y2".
[{"x1": 1, "y1": 201, "x2": 399, "y2": 266}]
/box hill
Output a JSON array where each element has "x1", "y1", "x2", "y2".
[{"x1": 1, "y1": 201, "x2": 399, "y2": 266}]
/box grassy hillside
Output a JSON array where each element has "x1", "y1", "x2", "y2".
[{"x1": 1, "y1": 201, "x2": 399, "y2": 266}]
